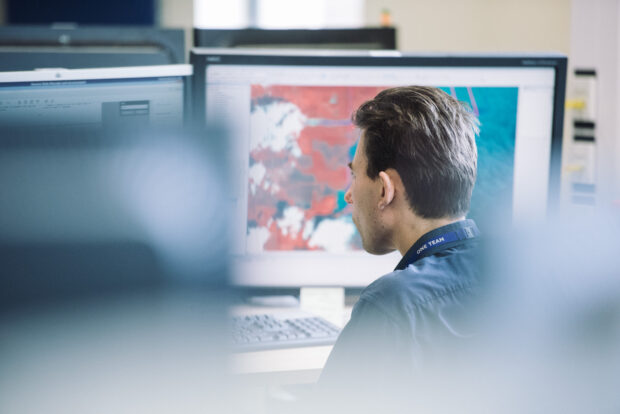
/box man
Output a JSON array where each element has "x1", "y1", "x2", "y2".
[{"x1": 317, "y1": 86, "x2": 482, "y2": 408}]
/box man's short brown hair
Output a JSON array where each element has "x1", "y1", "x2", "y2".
[{"x1": 353, "y1": 86, "x2": 479, "y2": 219}]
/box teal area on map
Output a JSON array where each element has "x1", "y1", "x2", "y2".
[
  {"x1": 336, "y1": 190, "x2": 349, "y2": 213},
  {"x1": 438, "y1": 87, "x2": 518, "y2": 228}
]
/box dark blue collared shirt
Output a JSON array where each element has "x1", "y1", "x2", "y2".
[{"x1": 318, "y1": 219, "x2": 482, "y2": 404}]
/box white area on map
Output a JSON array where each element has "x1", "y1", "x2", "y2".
[
  {"x1": 247, "y1": 226, "x2": 271, "y2": 253},
  {"x1": 276, "y1": 206, "x2": 304, "y2": 236},
  {"x1": 302, "y1": 219, "x2": 315, "y2": 240},
  {"x1": 309, "y1": 219, "x2": 356, "y2": 253},
  {"x1": 250, "y1": 101, "x2": 306, "y2": 157},
  {"x1": 248, "y1": 162, "x2": 267, "y2": 195}
]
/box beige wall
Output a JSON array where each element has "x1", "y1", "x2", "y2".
[
  {"x1": 365, "y1": 0, "x2": 571, "y2": 54},
  {"x1": 159, "y1": 0, "x2": 193, "y2": 28},
  {"x1": 158, "y1": 0, "x2": 194, "y2": 56}
]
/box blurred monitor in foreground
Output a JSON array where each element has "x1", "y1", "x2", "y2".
[
  {"x1": 0, "y1": 129, "x2": 231, "y2": 413},
  {"x1": 190, "y1": 49, "x2": 567, "y2": 288}
]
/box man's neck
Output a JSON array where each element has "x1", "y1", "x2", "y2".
[{"x1": 395, "y1": 216, "x2": 465, "y2": 256}]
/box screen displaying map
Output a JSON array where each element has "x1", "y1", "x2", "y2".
[{"x1": 246, "y1": 85, "x2": 518, "y2": 253}]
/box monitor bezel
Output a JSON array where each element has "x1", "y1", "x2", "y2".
[
  {"x1": 193, "y1": 27, "x2": 397, "y2": 50},
  {"x1": 0, "y1": 25, "x2": 186, "y2": 66},
  {"x1": 190, "y1": 49, "x2": 567, "y2": 287}
]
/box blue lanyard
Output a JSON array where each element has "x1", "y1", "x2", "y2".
[{"x1": 396, "y1": 221, "x2": 480, "y2": 270}]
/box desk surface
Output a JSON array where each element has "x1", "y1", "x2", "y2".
[{"x1": 232, "y1": 345, "x2": 332, "y2": 385}]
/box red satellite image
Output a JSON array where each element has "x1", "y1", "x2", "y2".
[{"x1": 247, "y1": 85, "x2": 386, "y2": 252}]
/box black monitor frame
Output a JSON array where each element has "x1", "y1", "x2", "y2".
[
  {"x1": 0, "y1": 24, "x2": 186, "y2": 71},
  {"x1": 193, "y1": 27, "x2": 396, "y2": 50},
  {"x1": 190, "y1": 50, "x2": 567, "y2": 216}
]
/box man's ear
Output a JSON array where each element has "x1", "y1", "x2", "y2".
[{"x1": 378, "y1": 171, "x2": 395, "y2": 210}]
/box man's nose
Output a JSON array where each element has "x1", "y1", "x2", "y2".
[{"x1": 344, "y1": 187, "x2": 353, "y2": 204}]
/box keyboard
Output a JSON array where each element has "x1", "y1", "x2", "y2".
[{"x1": 231, "y1": 312, "x2": 341, "y2": 352}]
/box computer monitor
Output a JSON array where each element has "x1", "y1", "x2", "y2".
[
  {"x1": 0, "y1": 129, "x2": 231, "y2": 412},
  {"x1": 193, "y1": 27, "x2": 396, "y2": 50},
  {"x1": 0, "y1": 128, "x2": 230, "y2": 306},
  {"x1": 0, "y1": 64, "x2": 192, "y2": 133},
  {"x1": 0, "y1": 25, "x2": 185, "y2": 72},
  {"x1": 190, "y1": 49, "x2": 567, "y2": 287}
]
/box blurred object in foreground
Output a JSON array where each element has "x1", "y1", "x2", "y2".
[
  {"x1": 0, "y1": 128, "x2": 232, "y2": 414},
  {"x1": 411, "y1": 209, "x2": 620, "y2": 414}
]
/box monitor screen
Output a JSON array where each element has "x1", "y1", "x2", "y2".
[
  {"x1": 191, "y1": 50, "x2": 566, "y2": 287},
  {"x1": 0, "y1": 65, "x2": 192, "y2": 133}
]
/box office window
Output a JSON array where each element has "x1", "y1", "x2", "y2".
[
  {"x1": 257, "y1": 0, "x2": 364, "y2": 28},
  {"x1": 194, "y1": 0, "x2": 249, "y2": 28},
  {"x1": 194, "y1": 0, "x2": 364, "y2": 29}
]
